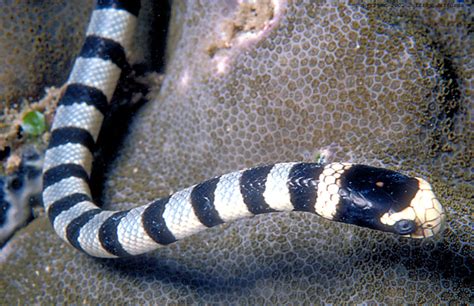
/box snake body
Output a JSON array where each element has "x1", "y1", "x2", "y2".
[{"x1": 42, "y1": 0, "x2": 446, "y2": 258}]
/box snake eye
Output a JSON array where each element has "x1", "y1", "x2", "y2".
[{"x1": 393, "y1": 219, "x2": 416, "y2": 235}]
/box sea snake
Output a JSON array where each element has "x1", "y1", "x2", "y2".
[{"x1": 41, "y1": 0, "x2": 446, "y2": 258}]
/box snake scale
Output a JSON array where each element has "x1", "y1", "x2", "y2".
[{"x1": 41, "y1": 0, "x2": 446, "y2": 258}]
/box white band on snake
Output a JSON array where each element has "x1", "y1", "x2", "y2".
[{"x1": 42, "y1": 0, "x2": 446, "y2": 258}]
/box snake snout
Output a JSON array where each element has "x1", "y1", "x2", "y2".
[
  {"x1": 379, "y1": 177, "x2": 446, "y2": 238},
  {"x1": 408, "y1": 178, "x2": 446, "y2": 238}
]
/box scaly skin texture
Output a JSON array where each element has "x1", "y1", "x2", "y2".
[{"x1": 0, "y1": 1, "x2": 471, "y2": 303}]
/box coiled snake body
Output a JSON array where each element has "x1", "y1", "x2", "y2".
[{"x1": 42, "y1": 0, "x2": 446, "y2": 258}]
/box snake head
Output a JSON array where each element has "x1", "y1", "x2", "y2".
[{"x1": 333, "y1": 165, "x2": 446, "y2": 238}]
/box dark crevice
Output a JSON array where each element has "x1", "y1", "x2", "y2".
[
  {"x1": 89, "y1": 69, "x2": 149, "y2": 207},
  {"x1": 146, "y1": 0, "x2": 171, "y2": 73}
]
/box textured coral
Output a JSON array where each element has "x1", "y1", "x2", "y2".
[
  {"x1": 1, "y1": 0, "x2": 471, "y2": 303},
  {"x1": 0, "y1": 1, "x2": 94, "y2": 110}
]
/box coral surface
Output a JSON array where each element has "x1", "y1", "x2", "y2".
[
  {"x1": 0, "y1": 1, "x2": 94, "y2": 110},
  {"x1": 1, "y1": 0, "x2": 471, "y2": 304}
]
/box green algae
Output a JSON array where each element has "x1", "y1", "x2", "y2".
[{"x1": 21, "y1": 110, "x2": 46, "y2": 136}]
